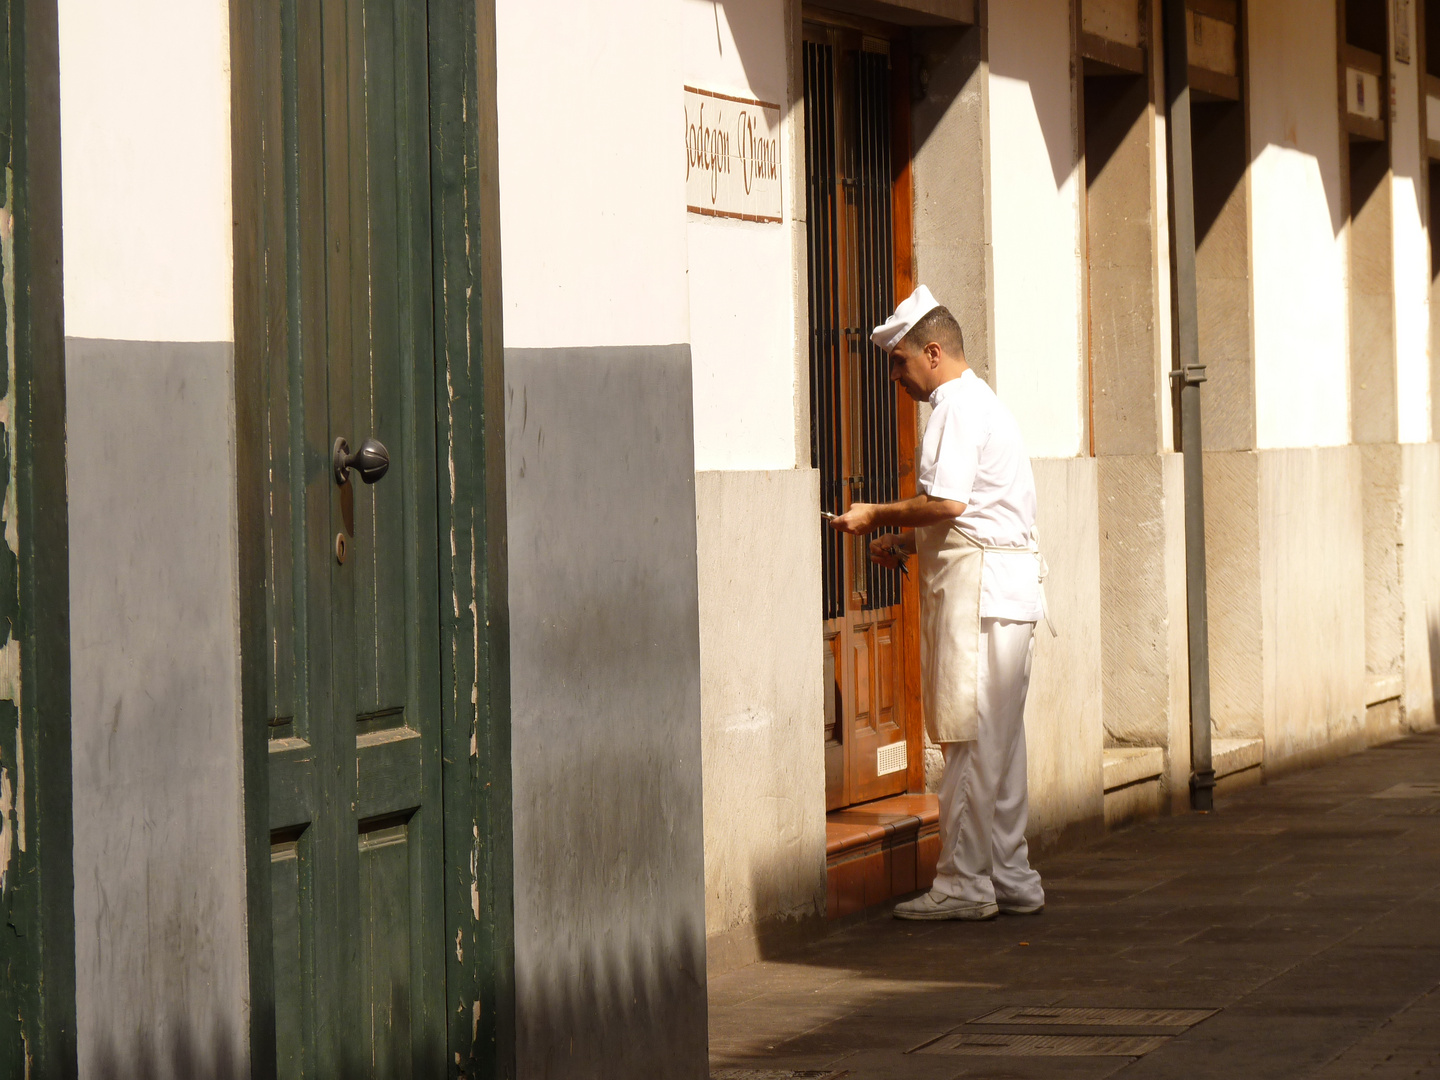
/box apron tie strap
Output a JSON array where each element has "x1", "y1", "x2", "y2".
[
  {"x1": 1029, "y1": 527, "x2": 1057, "y2": 637},
  {"x1": 972, "y1": 529, "x2": 1057, "y2": 638}
]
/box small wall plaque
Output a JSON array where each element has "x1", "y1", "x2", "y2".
[{"x1": 1348, "y1": 67, "x2": 1381, "y2": 121}]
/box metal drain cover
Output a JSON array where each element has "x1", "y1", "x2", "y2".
[
  {"x1": 918, "y1": 1032, "x2": 1169, "y2": 1057},
  {"x1": 911, "y1": 1005, "x2": 1218, "y2": 1057},
  {"x1": 972, "y1": 1005, "x2": 1216, "y2": 1032}
]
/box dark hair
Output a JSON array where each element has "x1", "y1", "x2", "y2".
[{"x1": 900, "y1": 305, "x2": 965, "y2": 357}]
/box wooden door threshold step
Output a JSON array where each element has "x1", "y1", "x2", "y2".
[{"x1": 825, "y1": 793, "x2": 939, "y2": 919}]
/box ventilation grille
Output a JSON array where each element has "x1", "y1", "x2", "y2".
[{"x1": 877, "y1": 740, "x2": 907, "y2": 777}]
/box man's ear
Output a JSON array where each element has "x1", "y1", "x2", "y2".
[{"x1": 926, "y1": 341, "x2": 942, "y2": 367}]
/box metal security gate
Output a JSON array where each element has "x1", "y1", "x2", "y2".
[{"x1": 804, "y1": 16, "x2": 920, "y2": 810}]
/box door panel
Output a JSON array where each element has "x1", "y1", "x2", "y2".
[
  {"x1": 270, "y1": 833, "x2": 311, "y2": 1080},
  {"x1": 258, "y1": 0, "x2": 445, "y2": 1073},
  {"x1": 805, "y1": 21, "x2": 918, "y2": 810},
  {"x1": 358, "y1": 818, "x2": 416, "y2": 1079}
]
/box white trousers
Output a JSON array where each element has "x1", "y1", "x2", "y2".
[{"x1": 931, "y1": 617, "x2": 1045, "y2": 907}]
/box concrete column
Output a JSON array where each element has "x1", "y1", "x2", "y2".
[
  {"x1": 1209, "y1": 0, "x2": 1365, "y2": 780},
  {"x1": 911, "y1": 15, "x2": 993, "y2": 789},
  {"x1": 1352, "y1": 0, "x2": 1416, "y2": 746},
  {"x1": 1387, "y1": 0, "x2": 1440, "y2": 741},
  {"x1": 1191, "y1": 4, "x2": 1264, "y2": 770},
  {"x1": 988, "y1": 0, "x2": 1107, "y2": 832},
  {"x1": 912, "y1": 21, "x2": 993, "y2": 383},
  {"x1": 1362, "y1": 443, "x2": 1407, "y2": 741},
  {"x1": 1079, "y1": 0, "x2": 1192, "y2": 809},
  {"x1": 1096, "y1": 454, "x2": 1191, "y2": 800}
]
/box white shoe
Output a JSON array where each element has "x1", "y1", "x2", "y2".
[
  {"x1": 893, "y1": 891, "x2": 999, "y2": 921},
  {"x1": 998, "y1": 900, "x2": 1044, "y2": 915}
]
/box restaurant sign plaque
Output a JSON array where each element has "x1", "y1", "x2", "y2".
[{"x1": 684, "y1": 86, "x2": 783, "y2": 223}]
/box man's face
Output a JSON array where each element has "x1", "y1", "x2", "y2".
[{"x1": 889, "y1": 340, "x2": 933, "y2": 401}]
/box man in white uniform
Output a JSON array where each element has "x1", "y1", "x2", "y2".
[{"x1": 830, "y1": 285, "x2": 1046, "y2": 922}]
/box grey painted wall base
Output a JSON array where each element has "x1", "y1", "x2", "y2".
[
  {"x1": 505, "y1": 345, "x2": 708, "y2": 1079},
  {"x1": 66, "y1": 338, "x2": 248, "y2": 1080}
]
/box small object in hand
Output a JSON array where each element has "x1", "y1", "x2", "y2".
[
  {"x1": 878, "y1": 543, "x2": 910, "y2": 577},
  {"x1": 821, "y1": 510, "x2": 837, "y2": 521}
]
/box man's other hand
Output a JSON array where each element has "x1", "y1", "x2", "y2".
[{"x1": 868, "y1": 534, "x2": 909, "y2": 568}]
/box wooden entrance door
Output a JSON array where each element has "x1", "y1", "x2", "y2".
[
  {"x1": 804, "y1": 18, "x2": 922, "y2": 811},
  {"x1": 253, "y1": 0, "x2": 446, "y2": 1074}
]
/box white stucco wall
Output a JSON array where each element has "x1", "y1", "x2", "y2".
[
  {"x1": 496, "y1": 0, "x2": 689, "y2": 348},
  {"x1": 58, "y1": 0, "x2": 234, "y2": 342},
  {"x1": 59, "y1": 1, "x2": 248, "y2": 1074},
  {"x1": 684, "y1": 1, "x2": 824, "y2": 969},
  {"x1": 1260, "y1": 447, "x2": 1366, "y2": 766},
  {"x1": 1246, "y1": 0, "x2": 1349, "y2": 449},
  {"x1": 684, "y1": 0, "x2": 799, "y2": 471},
  {"x1": 1390, "y1": 0, "x2": 1432, "y2": 444},
  {"x1": 988, "y1": 0, "x2": 1084, "y2": 459},
  {"x1": 497, "y1": 0, "x2": 798, "y2": 468}
]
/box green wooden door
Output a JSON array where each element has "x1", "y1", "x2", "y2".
[{"x1": 257, "y1": 0, "x2": 445, "y2": 1075}]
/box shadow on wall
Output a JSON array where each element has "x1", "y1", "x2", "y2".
[
  {"x1": 987, "y1": 0, "x2": 1076, "y2": 191},
  {"x1": 88, "y1": 1020, "x2": 241, "y2": 1080},
  {"x1": 704, "y1": 835, "x2": 828, "y2": 972},
  {"x1": 518, "y1": 919, "x2": 708, "y2": 1077},
  {"x1": 509, "y1": 704, "x2": 712, "y2": 1074},
  {"x1": 86, "y1": 1001, "x2": 468, "y2": 1078},
  {"x1": 910, "y1": 24, "x2": 980, "y2": 156},
  {"x1": 985, "y1": 0, "x2": 1367, "y2": 244},
  {"x1": 703, "y1": 0, "x2": 787, "y2": 107},
  {"x1": 505, "y1": 343, "x2": 710, "y2": 1080},
  {"x1": 741, "y1": 832, "x2": 826, "y2": 936}
]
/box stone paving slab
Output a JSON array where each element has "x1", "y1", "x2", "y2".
[{"x1": 709, "y1": 730, "x2": 1440, "y2": 1079}]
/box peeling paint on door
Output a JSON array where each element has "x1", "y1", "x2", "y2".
[{"x1": 0, "y1": 763, "x2": 13, "y2": 895}]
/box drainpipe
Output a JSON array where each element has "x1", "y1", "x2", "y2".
[{"x1": 1160, "y1": 0, "x2": 1215, "y2": 812}]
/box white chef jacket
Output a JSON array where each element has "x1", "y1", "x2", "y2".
[{"x1": 917, "y1": 370, "x2": 1043, "y2": 622}]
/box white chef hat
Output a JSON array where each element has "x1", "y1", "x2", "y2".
[{"x1": 870, "y1": 284, "x2": 940, "y2": 353}]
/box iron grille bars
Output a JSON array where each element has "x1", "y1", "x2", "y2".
[
  {"x1": 855, "y1": 47, "x2": 900, "y2": 612},
  {"x1": 805, "y1": 40, "x2": 845, "y2": 620},
  {"x1": 805, "y1": 36, "x2": 903, "y2": 620}
]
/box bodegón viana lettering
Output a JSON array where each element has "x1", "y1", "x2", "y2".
[{"x1": 685, "y1": 98, "x2": 780, "y2": 204}]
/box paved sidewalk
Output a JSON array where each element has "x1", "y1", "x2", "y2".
[{"x1": 709, "y1": 730, "x2": 1440, "y2": 1079}]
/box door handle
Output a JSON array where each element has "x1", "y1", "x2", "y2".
[{"x1": 333, "y1": 436, "x2": 390, "y2": 485}]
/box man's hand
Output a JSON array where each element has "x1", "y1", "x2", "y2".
[
  {"x1": 869, "y1": 533, "x2": 913, "y2": 569},
  {"x1": 829, "y1": 502, "x2": 878, "y2": 535}
]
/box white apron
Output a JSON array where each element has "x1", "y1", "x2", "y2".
[{"x1": 916, "y1": 521, "x2": 1053, "y2": 744}]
